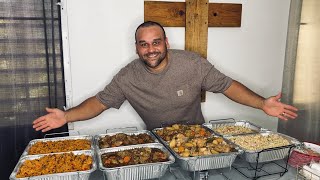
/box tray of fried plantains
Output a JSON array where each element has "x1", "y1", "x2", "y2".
[
  {"x1": 10, "y1": 150, "x2": 96, "y2": 180},
  {"x1": 95, "y1": 130, "x2": 158, "y2": 149},
  {"x1": 152, "y1": 124, "x2": 242, "y2": 171},
  {"x1": 21, "y1": 135, "x2": 94, "y2": 157},
  {"x1": 98, "y1": 143, "x2": 175, "y2": 180},
  {"x1": 226, "y1": 131, "x2": 301, "y2": 163},
  {"x1": 203, "y1": 118, "x2": 265, "y2": 136}
]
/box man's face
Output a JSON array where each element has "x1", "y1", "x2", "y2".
[{"x1": 135, "y1": 26, "x2": 169, "y2": 71}]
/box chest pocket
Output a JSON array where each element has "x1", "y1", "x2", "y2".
[{"x1": 167, "y1": 83, "x2": 197, "y2": 109}]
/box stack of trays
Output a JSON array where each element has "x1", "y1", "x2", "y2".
[
  {"x1": 204, "y1": 119, "x2": 301, "y2": 163},
  {"x1": 95, "y1": 130, "x2": 175, "y2": 180},
  {"x1": 10, "y1": 135, "x2": 97, "y2": 180},
  {"x1": 152, "y1": 124, "x2": 242, "y2": 171}
]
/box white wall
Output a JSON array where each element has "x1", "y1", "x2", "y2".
[{"x1": 62, "y1": 0, "x2": 291, "y2": 135}]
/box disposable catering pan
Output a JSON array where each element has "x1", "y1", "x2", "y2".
[
  {"x1": 203, "y1": 118, "x2": 266, "y2": 136},
  {"x1": 98, "y1": 143, "x2": 175, "y2": 180},
  {"x1": 94, "y1": 130, "x2": 159, "y2": 149},
  {"x1": 225, "y1": 131, "x2": 301, "y2": 163},
  {"x1": 21, "y1": 135, "x2": 94, "y2": 157},
  {"x1": 152, "y1": 126, "x2": 242, "y2": 171},
  {"x1": 168, "y1": 147, "x2": 240, "y2": 172},
  {"x1": 10, "y1": 150, "x2": 97, "y2": 180}
]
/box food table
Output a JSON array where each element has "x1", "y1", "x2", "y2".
[{"x1": 12, "y1": 120, "x2": 320, "y2": 180}]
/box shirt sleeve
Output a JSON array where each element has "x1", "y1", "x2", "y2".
[
  {"x1": 96, "y1": 74, "x2": 126, "y2": 109},
  {"x1": 200, "y1": 57, "x2": 233, "y2": 93}
]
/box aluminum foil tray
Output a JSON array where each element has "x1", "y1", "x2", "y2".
[
  {"x1": 94, "y1": 130, "x2": 159, "y2": 149},
  {"x1": 173, "y1": 151, "x2": 239, "y2": 171},
  {"x1": 203, "y1": 118, "x2": 265, "y2": 136},
  {"x1": 152, "y1": 127, "x2": 242, "y2": 171},
  {"x1": 10, "y1": 150, "x2": 97, "y2": 180},
  {"x1": 226, "y1": 131, "x2": 301, "y2": 163},
  {"x1": 21, "y1": 135, "x2": 94, "y2": 157},
  {"x1": 98, "y1": 143, "x2": 175, "y2": 180}
]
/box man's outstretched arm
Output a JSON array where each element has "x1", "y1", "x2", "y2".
[
  {"x1": 33, "y1": 96, "x2": 108, "y2": 132},
  {"x1": 223, "y1": 80, "x2": 298, "y2": 120}
]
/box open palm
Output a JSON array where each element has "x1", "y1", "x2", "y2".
[
  {"x1": 262, "y1": 93, "x2": 298, "y2": 120},
  {"x1": 33, "y1": 108, "x2": 67, "y2": 132}
]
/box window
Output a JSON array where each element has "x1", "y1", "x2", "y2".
[
  {"x1": 0, "y1": 0, "x2": 66, "y2": 178},
  {"x1": 0, "y1": 0, "x2": 66, "y2": 127}
]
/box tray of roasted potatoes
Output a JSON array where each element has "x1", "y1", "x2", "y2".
[{"x1": 152, "y1": 124, "x2": 242, "y2": 171}]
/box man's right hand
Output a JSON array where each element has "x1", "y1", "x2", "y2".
[{"x1": 33, "y1": 107, "x2": 67, "y2": 132}]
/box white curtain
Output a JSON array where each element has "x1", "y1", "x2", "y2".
[{"x1": 279, "y1": 0, "x2": 320, "y2": 143}]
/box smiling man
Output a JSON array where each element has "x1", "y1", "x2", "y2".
[
  {"x1": 135, "y1": 22, "x2": 169, "y2": 72},
  {"x1": 33, "y1": 21, "x2": 298, "y2": 132}
]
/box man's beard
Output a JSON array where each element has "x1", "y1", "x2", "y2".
[{"x1": 140, "y1": 47, "x2": 168, "y2": 69}]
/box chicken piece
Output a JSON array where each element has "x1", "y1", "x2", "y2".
[
  {"x1": 112, "y1": 141, "x2": 123, "y2": 147},
  {"x1": 175, "y1": 133, "x2": 188, "y2": 146},
  {"x1": 152, "y1": 149, "x2": 168, "y2": 161},
  {"x1": 184, "y1": 142, "x2": 194, "y2": 147},
  {"x1": 172, "y1": 124, "x2": 180, "y2": 130},
  {"x1": 195, "y1": 138, "x2": 207, "y2": 148},
  {"x1": 210, "y1": 149, "x2": 219, "y2": 154},
  {"x1": 169, "y1": 138, "x2": 176, "y2": 148},
  {"x1": 212, "y1": 144, "x2": 231, "y2": 153},
  {"x1": 181, "y1": 151, "x2": 190, "y2": 157},
  {"x1": 177, "y1": 146, "x2": 185, "y2": 153}
]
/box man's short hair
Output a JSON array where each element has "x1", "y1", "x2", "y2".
[{"x1": 135, "y1": 21, "x2": 166, "y2": 43}]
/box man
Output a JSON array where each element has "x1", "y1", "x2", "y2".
[{"x1": 33, "y1": 21, "x2": 298, "y2": 132}]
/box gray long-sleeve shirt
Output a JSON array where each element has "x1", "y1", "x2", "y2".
[{"x1": 96, "y1": 49, "x2": 232, "y2": 130}]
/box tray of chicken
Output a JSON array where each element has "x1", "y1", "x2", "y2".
[
  {"x1": 10, "y1": 150, "x2": 96, "y2": 180},
  {"x1": 203, "y1": 118, "x2": 266, "y2": 137},
  {"x1": 21, "y1": 135, "x2": 94, "y2": 157},
  {"x1": 95, "y1": 130, "x2": 158, "y2": 149},
  {"x1": 98, "y1": 143, "x2": 175, "y2": 180},
  {"x1": 226, "y1": 131, "x2": 301, "y2": 163},
  {"x1": 152, "y1": 124, "x2": 242, "y2": 171}
]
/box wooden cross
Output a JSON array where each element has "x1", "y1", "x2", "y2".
[{"x1": 144, "y1": 0, "x2": 242, "y2": 101}]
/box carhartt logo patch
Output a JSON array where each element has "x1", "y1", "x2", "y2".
[{"x1": 177, "y1": 90, "x2": 183, "y2": 96}]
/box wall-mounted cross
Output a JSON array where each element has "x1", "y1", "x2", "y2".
[{"x1": 144, "y1": 0, "x2": 242, "y2": 101}]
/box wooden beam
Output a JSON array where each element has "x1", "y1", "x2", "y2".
[
  {"x1": 185, "y1": 0, "x2": 208, "y2": 58},
  {"x1": 185, "y1": 0, "x2": 208, "y2": 102},
  {"x1": 208, "y1": 3, "x2": 242, "y2": 27},
  {"x1": 144, "y1": 1, "x2": 185, "y2": 27},
  {"x1": 144, "y1": 1, "x2": 242, "y2": 27}
]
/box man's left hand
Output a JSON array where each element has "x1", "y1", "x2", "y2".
[{"x1": 262, "y1": 92, "x2": 298, "y2": 120}]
